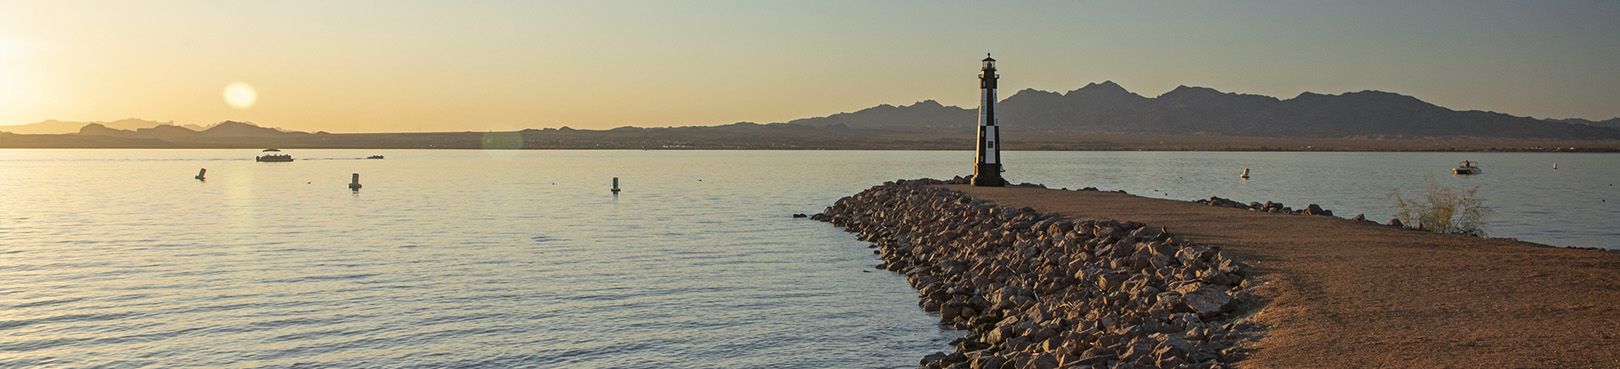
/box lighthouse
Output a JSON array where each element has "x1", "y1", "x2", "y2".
[{"x1": 972, "y1": 54, "x2": 1006, "y2": 187}]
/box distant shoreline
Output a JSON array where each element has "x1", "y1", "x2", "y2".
[
  {"x1": 5, "y1": 119, "x2": 1620, "y2": 152},
  {"x1": 3, "y1": 135, "x2": 1620, "y2": 152},
  {"x1": 3, "y1": 145, "x2": 1617, "y2": 153},
  {"x1": 4, "y1": 126, "x2": 1619, "y2": 152}
]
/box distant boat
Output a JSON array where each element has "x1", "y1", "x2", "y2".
[
  {"x1": 366, "y1": 155, "x2": 385, "y2": 159},
  {"x1": 257, "y1": 148, "x2": 294, "y2": 162},
  {"x1": 1453, "y1": 160, "x2": 1481, "y2": 175}
]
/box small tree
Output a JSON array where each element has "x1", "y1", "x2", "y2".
[{"x1": 1388, "y1": 174, "x2": 1493, "y2": 236}]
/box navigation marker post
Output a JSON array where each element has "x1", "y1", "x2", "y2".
[{"x1": 972, "y1": 54, "x2": 1006, "y2": 187}]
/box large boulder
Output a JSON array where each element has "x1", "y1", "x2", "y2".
[
  {"x1": 1304, "y1": 204, "x2": 1326, "y2": 215},
  {"x1": 941, "y1": 302, "x2": 964, "y2": 321},
  {"x1": 1183, "y1": 287, "x2": 1235, "y2": 317}
]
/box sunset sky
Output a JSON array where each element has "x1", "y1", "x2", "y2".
[{"x1": 2, "y1": 1, "x2": 1616, "y2": 133}]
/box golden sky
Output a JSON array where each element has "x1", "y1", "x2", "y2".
[{"x1": 2, "y1": 1, "x2": 1617, "y2": 133}]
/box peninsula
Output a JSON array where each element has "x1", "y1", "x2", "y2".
[{"x1": 817, "y1": 179, "x2": 1620, "y2": 367}]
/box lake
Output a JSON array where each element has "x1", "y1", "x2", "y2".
[{"x1": 1, "y1": 149, "x2": 1614, "y2": 368}]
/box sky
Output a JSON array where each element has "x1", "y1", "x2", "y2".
[{"x1": 1, "y1": 0, "x2": 1617, "y2": 133}]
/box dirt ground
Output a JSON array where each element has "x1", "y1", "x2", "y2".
[{"x1": 949, "y1": 184, "x2": 1620, "y2": 369}]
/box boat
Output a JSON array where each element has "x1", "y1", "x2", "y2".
[
  {"x1": 366, "y1": 155, "x2": 385, "y2": 159},
  {"x1": 1453, "y1": 160, "x2": 1481, "y2": 175},
  {"x1": 257, "y1": 148, "x2": 294, "y2": 162}
]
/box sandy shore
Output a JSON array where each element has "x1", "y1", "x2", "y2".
[{"x1": 950, "y1": 184, "x2": 1620, "y2": 368}]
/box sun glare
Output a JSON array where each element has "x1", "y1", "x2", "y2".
[
  {"x1": 224, "y1": 82, "x2": 256, "y2": 109},
  {"x1": 0, "y1": 37, "x2": 27, "y2": 113},
  {"x1": 0, "y1": 65, "x2": 16, "y2": 112}
]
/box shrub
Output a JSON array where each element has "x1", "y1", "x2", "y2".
[{"x1": 1387, "y1": 174, "x2": 1493, "y2": 236}]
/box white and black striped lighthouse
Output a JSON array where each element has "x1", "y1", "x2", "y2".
[{"x1": 972, "y1": 54, "x2": 1006, "y2": 187}]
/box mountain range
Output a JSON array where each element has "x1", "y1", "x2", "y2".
[
  {"x1": 0, "y1": 120, "x2": 899, "y2": 150},
  {"x1": 785, "y1": 81, "x2": 1620, "y2": 140},
  {"x1": 1547, "y1": 117, "x2": 1620, "y2": 130},
  {"x1": 0, "y1": 118, "x2": 206, "y2": 135},
  {"x1": 4, "y1": 82, "x2": 1619, "y2": 150},
  {"x1": 75, "y1": 120, "x2": 298, "y2": 138}
]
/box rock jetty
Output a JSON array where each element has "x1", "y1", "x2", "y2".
[
  {"x1": 1194, "y1": 196, "x2": 1333, "y2": 217},
  {"x1": 814, "y1": 179, "x2": 1256, "y2": 369}
]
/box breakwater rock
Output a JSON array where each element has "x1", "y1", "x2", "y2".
[
  {"x1": 814, "y1": 179, "x2": 1256, "y2": 369},
  {"x1": 1195, "y1": 196, "x2": 1333, "y2": 217}
]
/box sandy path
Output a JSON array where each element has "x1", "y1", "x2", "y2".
[{"x1": 949, "y1": 185, "x2": 1620, "y2": 368}]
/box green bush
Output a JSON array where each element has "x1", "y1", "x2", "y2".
[{"x1": 1387, "y1": 174, "x2": 1493, "y2": 236}]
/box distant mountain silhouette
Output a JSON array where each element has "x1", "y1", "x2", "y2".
[
  {"x1": 4, "y1": 120, "x2": 911, "y2": 150},
  {"x1": 200, "y1": 121, "x2": 301, "y2": 137},
  {"x1": 7, "y1": 82, "x2": 1619, "y2": 150},
  {"x1": 60, "y1": 120, "x2": 310, "y2": 149},
  {"x1": 78, "y1": 123, "x2": 137, "y2": 137},
  {"x1": 1548, "y1": 117, "x2": 1620, "y2": 130},
  {"x1": 784, "y1": 100, "x2": 971, "y2": 132},
  {"x1": 137, "y1": 124, "x2": 204, "y2": 138},
  {"x1": 787, "y1": 81, "x2": 1620, "y2": 140},
  {"x1": 0, "y1": 118, "x2": 200, "y2": 134}
]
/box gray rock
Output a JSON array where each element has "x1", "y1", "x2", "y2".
[
  {"x1": 1005, "y1": 335, "x2": 1031, "y2": 350},
  {"x1": 1097, "y1": 273, "x2": 1129, "y2": 291},
  {"x1": 1183, "y1": 287, "x2": 1234, "y2": 317},
  {"x1": 941, "y1": 302, "x2": 963, "y2": 321},
  {"x1": 1025, "y1": 353, "x2": 1059, "y2": 369},
  {"x1": 1155, "y1": 354, "x2": 1187, "y2": 368},
  {"x1": 1029, "y1": 326, "x2": 1057, "y2": 343},
  {"x1": 1205, "y1": 269, "x2": 1238, "y2": 286},
  {"x1": 1151, "y1": 332, "x2": 1193, "y2": 354},
  {"x1": 1075, "y1": 347, "x2": 1118, "y2": 365},
  {"x1": 1172, "y1": 313, "x2": 1204, "y2": 331},
  {"x1": 1304, "y1": 204, "x2": 1325, "y2": 215},
  {"x1": 970, "y1": 354, "x2": 1006, "y2": 369},
  {"x1": 1149, "y1": 253, "x2": 1175, "y2": 271},
  {"x1": 1169, "y1": 281, "x2": 1204, "y2": 295},
  {"x1": 1217, "y1": 258, "x2": 1243, "y2": 275},
  {"x1": 1150, "y1": 292, "x2": 1185, "y2": 316},
  {"x1": 985, "y1": 324, "x2": 1013, "y2": 345}
]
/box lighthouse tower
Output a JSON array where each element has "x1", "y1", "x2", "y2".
[{"x1": 972, "y1": 54, "x2": 1006, "y2": 187}]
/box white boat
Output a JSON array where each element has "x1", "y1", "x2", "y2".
[
  {"x1": 257, "y1": 148, "x2": 294, "y2": 162},
  {"x1": 1452, "y1": 160, "x2": 1481, "y2": 175}
]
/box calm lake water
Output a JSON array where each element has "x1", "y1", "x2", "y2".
[{"x1": 1, "y1": 149, "x2": 1615, "y2": 368}]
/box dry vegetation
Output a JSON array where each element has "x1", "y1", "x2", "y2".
[{"x1": 1387, "y1": 174, "x2": 1495, "y2": 236}]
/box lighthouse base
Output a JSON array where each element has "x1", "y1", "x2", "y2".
[{"x1": 971, "y1": 163, "x2": 1005, "y2": 187}]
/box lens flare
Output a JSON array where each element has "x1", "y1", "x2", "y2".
[{"x1": 224, "y1": 83, "x2": 256, "y2": 109}]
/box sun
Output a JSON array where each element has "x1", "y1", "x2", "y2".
[{"x1": 224, "y1": 82, "x2": 257, "y2": 109}]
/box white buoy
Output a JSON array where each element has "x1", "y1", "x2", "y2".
[
  {"x1": 195, "y1": 168, "x2": 206, "y2": 180},
  {"x1": 1241, "y1": 168, "x2": 1250, "y2": 179},
  {"x1": 611, "y1": 177, "x2": 621, "y2": 193},
  {"x1": 349, "y1": 173, "x2": 362, "y2": 190}
]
